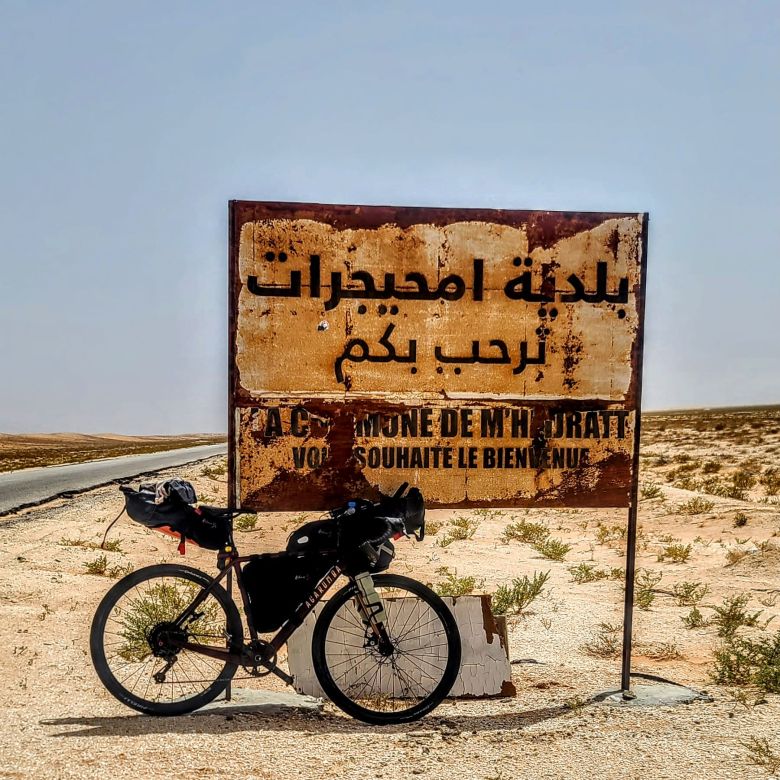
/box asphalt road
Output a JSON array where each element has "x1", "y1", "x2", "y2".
[{"x1": 0, "y1": 444, "x2": 227, "y2": 515}]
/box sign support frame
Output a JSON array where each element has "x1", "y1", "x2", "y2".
[{"x1": 620, "y1": 214, "x2": 649, "y2": 694}]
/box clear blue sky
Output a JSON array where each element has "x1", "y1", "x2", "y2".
[{"x1": 1, "y1": 1, "x2": 778, "y2": 434}]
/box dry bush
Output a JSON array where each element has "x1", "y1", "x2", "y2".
[
  {"x1": 641, "y1": 641, "x2": 682, "y2": 660},
  {"x1": 760, "y1": 468, "x2": 780, "y2": 497},
  {"x1": 471, "y1": 508, "x2": 506, "y2": 522},
  {"x1": 672, "y1": 476, "x2": 700, "y2": 492},
  {"x1": 425, "y1": 518, "x2": 443, "y2": 535},
  {"x1": 677, "y1": 497, "x2": 714, "y2": 515},
  {"x1": 742, "y1": 737, "x2": 780, "y2": 774},
  {"x1": 702, "y1": 461, "x2": 722, "y2": 474},
  {"x1": 582, "y1": 622, "x2": 621, "y2": 658},
  {"x1": 733, "y1": 512, "x2": 749, "y2": 528},
  {"x1": 726, "y1": 548, "x2": 750, "y2": 566},
  {"x1": 595, "y1": 522, "x2": 625, "y2": 545}
]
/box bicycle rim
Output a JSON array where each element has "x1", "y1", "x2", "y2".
[
  {"x1": 90, "y1": 564, "x2": 242, "y2": 715},
  {"x1": 312, "y1": 574, "x2": 461, "y2": 724}
]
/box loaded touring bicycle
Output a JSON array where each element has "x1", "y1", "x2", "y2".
[{"x1": 90, "y1": 480, "x2": 461, "y2": 725}]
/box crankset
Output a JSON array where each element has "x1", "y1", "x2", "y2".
[{"x1": 241, "y1": 639, "x2": 277, "y2": 676}]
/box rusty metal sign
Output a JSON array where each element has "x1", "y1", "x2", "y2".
[{"x1": 228, "y1": 202, "x2": 648, "y2": 511}]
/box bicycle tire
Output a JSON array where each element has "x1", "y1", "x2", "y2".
[
  {"x1": 90, "y1": 563, "x2": 243, "y2": 715},
  {"x1": 312, "y1": 573, "x2": 461, "y2": 725}
]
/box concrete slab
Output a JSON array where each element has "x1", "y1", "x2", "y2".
[
  {"x1": 601, "y1": 683, "x2": 713, "y2": 707},
  {"x1": 196, "y1": 688, "x2": 323, "y2": 716}
]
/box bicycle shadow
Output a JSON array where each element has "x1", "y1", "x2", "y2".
[{"x1": 41, "y1": 697, "x2": 597, "y2": 739}]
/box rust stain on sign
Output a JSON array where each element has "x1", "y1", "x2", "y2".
[{"x1": 228, "y1": 202, "x2": 648, "y2": 511}]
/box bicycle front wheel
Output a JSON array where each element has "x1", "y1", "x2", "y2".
[
  {"x1": 312, "y1": 573, "x2": 461, "y2": 725},
  {"x1": 90, "y1": 563, "x2": 243, "y2": 715}
]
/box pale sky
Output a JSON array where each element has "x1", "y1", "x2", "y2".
[{"x1": 1, "y1": 1, "x2": 778, "y2": 434}]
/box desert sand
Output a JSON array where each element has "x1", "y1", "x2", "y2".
[{"x1": 1, "y1": 407, "x2": 779, "y2": 779}]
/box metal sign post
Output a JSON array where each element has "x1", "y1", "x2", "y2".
[{"x1": 620, "y1": 218, "x2": 649, "y2": 693}]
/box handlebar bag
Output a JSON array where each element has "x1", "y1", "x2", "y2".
[{"x1": 242, "y1": 552, "x2": 335, "y2": 632}]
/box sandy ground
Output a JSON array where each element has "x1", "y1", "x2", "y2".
[{"x1": 1, "y1": 408, "x2": 780, "y2": 779}]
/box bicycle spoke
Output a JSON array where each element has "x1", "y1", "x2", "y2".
[{"x1": 321, "y1": 581, "x2": 453, "y2": 716}]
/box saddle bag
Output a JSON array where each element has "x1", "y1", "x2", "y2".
[{"x1": 121, "y1": 484, "x2": 231, "y2": 550}]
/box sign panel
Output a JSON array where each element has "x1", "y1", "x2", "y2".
[{"x1": 229, "y1": 202, "x2": 648, "y2": 510}]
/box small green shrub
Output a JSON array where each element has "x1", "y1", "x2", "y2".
[
  {"x1": 84, "y1": 555, "x2": 108, "y2": 575},
  {"x1": 107, "y1": 563, "x2": 134, "y2": 578},
  {"x1": 682, "y1": 606, "x2": 709, "y2": 629},
  {"x1": 677, "y1": 497, "x2": 714, "y2": 515},
  {"x1": 594, "y1": 522, "x2": 626, "y2": 546},
  {"x1": 640, "y1": 482, "x2": 663, "y2": 500},
  {"x1": 83, "y1": 554, "x2": 131, "y2": 578},
  {"x1": 672, "y1": 581, "x2": 708, "y2": 606},
  {"x1": 713, "y1": 631, "x2": 780, "y2": 694},
  {"x1": 200, "y1": 460, "x2": 227, "y2": 479},
  {"x1": 533, "y1": 537, "x2": 571, "y2": 561},
  {"x1": 61, "y1": 537, "x2": 123, "y2": 552},
  {"x1": 491, "y1": 571, "x2": 550, "y2": 616},
  {"x1": 569, "y1": 563, "x2": 609, "y2": 584},
  {"x1": 702, "y1": 461, "x2": 721, "y2": 474},
  {"x1": 711, "y1": 594, "x2": 763, "y2": 639},
  {"x1": 425, "y1": 518, "x2": 443, "y2": 535},
  {"x1": 500, "y1": 519, "x2": 549, "y2": 545},
  {"x1": 658, "y1": 543, "x2": 692, "y2": 564},
  {"x1": 635, "y1": 569, "x2": 662, "y2": 610},
  {"x1": 234, "y1": 513, "x2": 259, "y2": 532},
  {"x1": 437, "y1": 515, "x2": 481, "y2": 547},
  {"x1": 434, "y1": 567, "x2": 484, "y2": 598}
]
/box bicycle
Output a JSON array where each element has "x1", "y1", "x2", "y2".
[{"x1": 90, "y1": 482, "x2": 461, "y2": 725}]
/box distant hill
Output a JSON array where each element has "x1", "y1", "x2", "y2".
[{"x1": 0, "y1": 433, "x2": 226, "y2": 472}]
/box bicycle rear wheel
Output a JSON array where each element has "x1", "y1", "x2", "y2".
[
  {"x1": 90, "y1": 563, "x2": 243, "y2": 715},
  {"x1": 312, "y1": 573, "x2": 461, "y2": 725}
]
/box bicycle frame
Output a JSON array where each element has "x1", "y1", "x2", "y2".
[{"x1": 169, "y1": 553, "x2": 347, "y2": 684}]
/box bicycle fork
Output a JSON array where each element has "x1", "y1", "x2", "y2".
[{"x1": 352, "y1": 572, "x2": 394, "y2": 655}]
